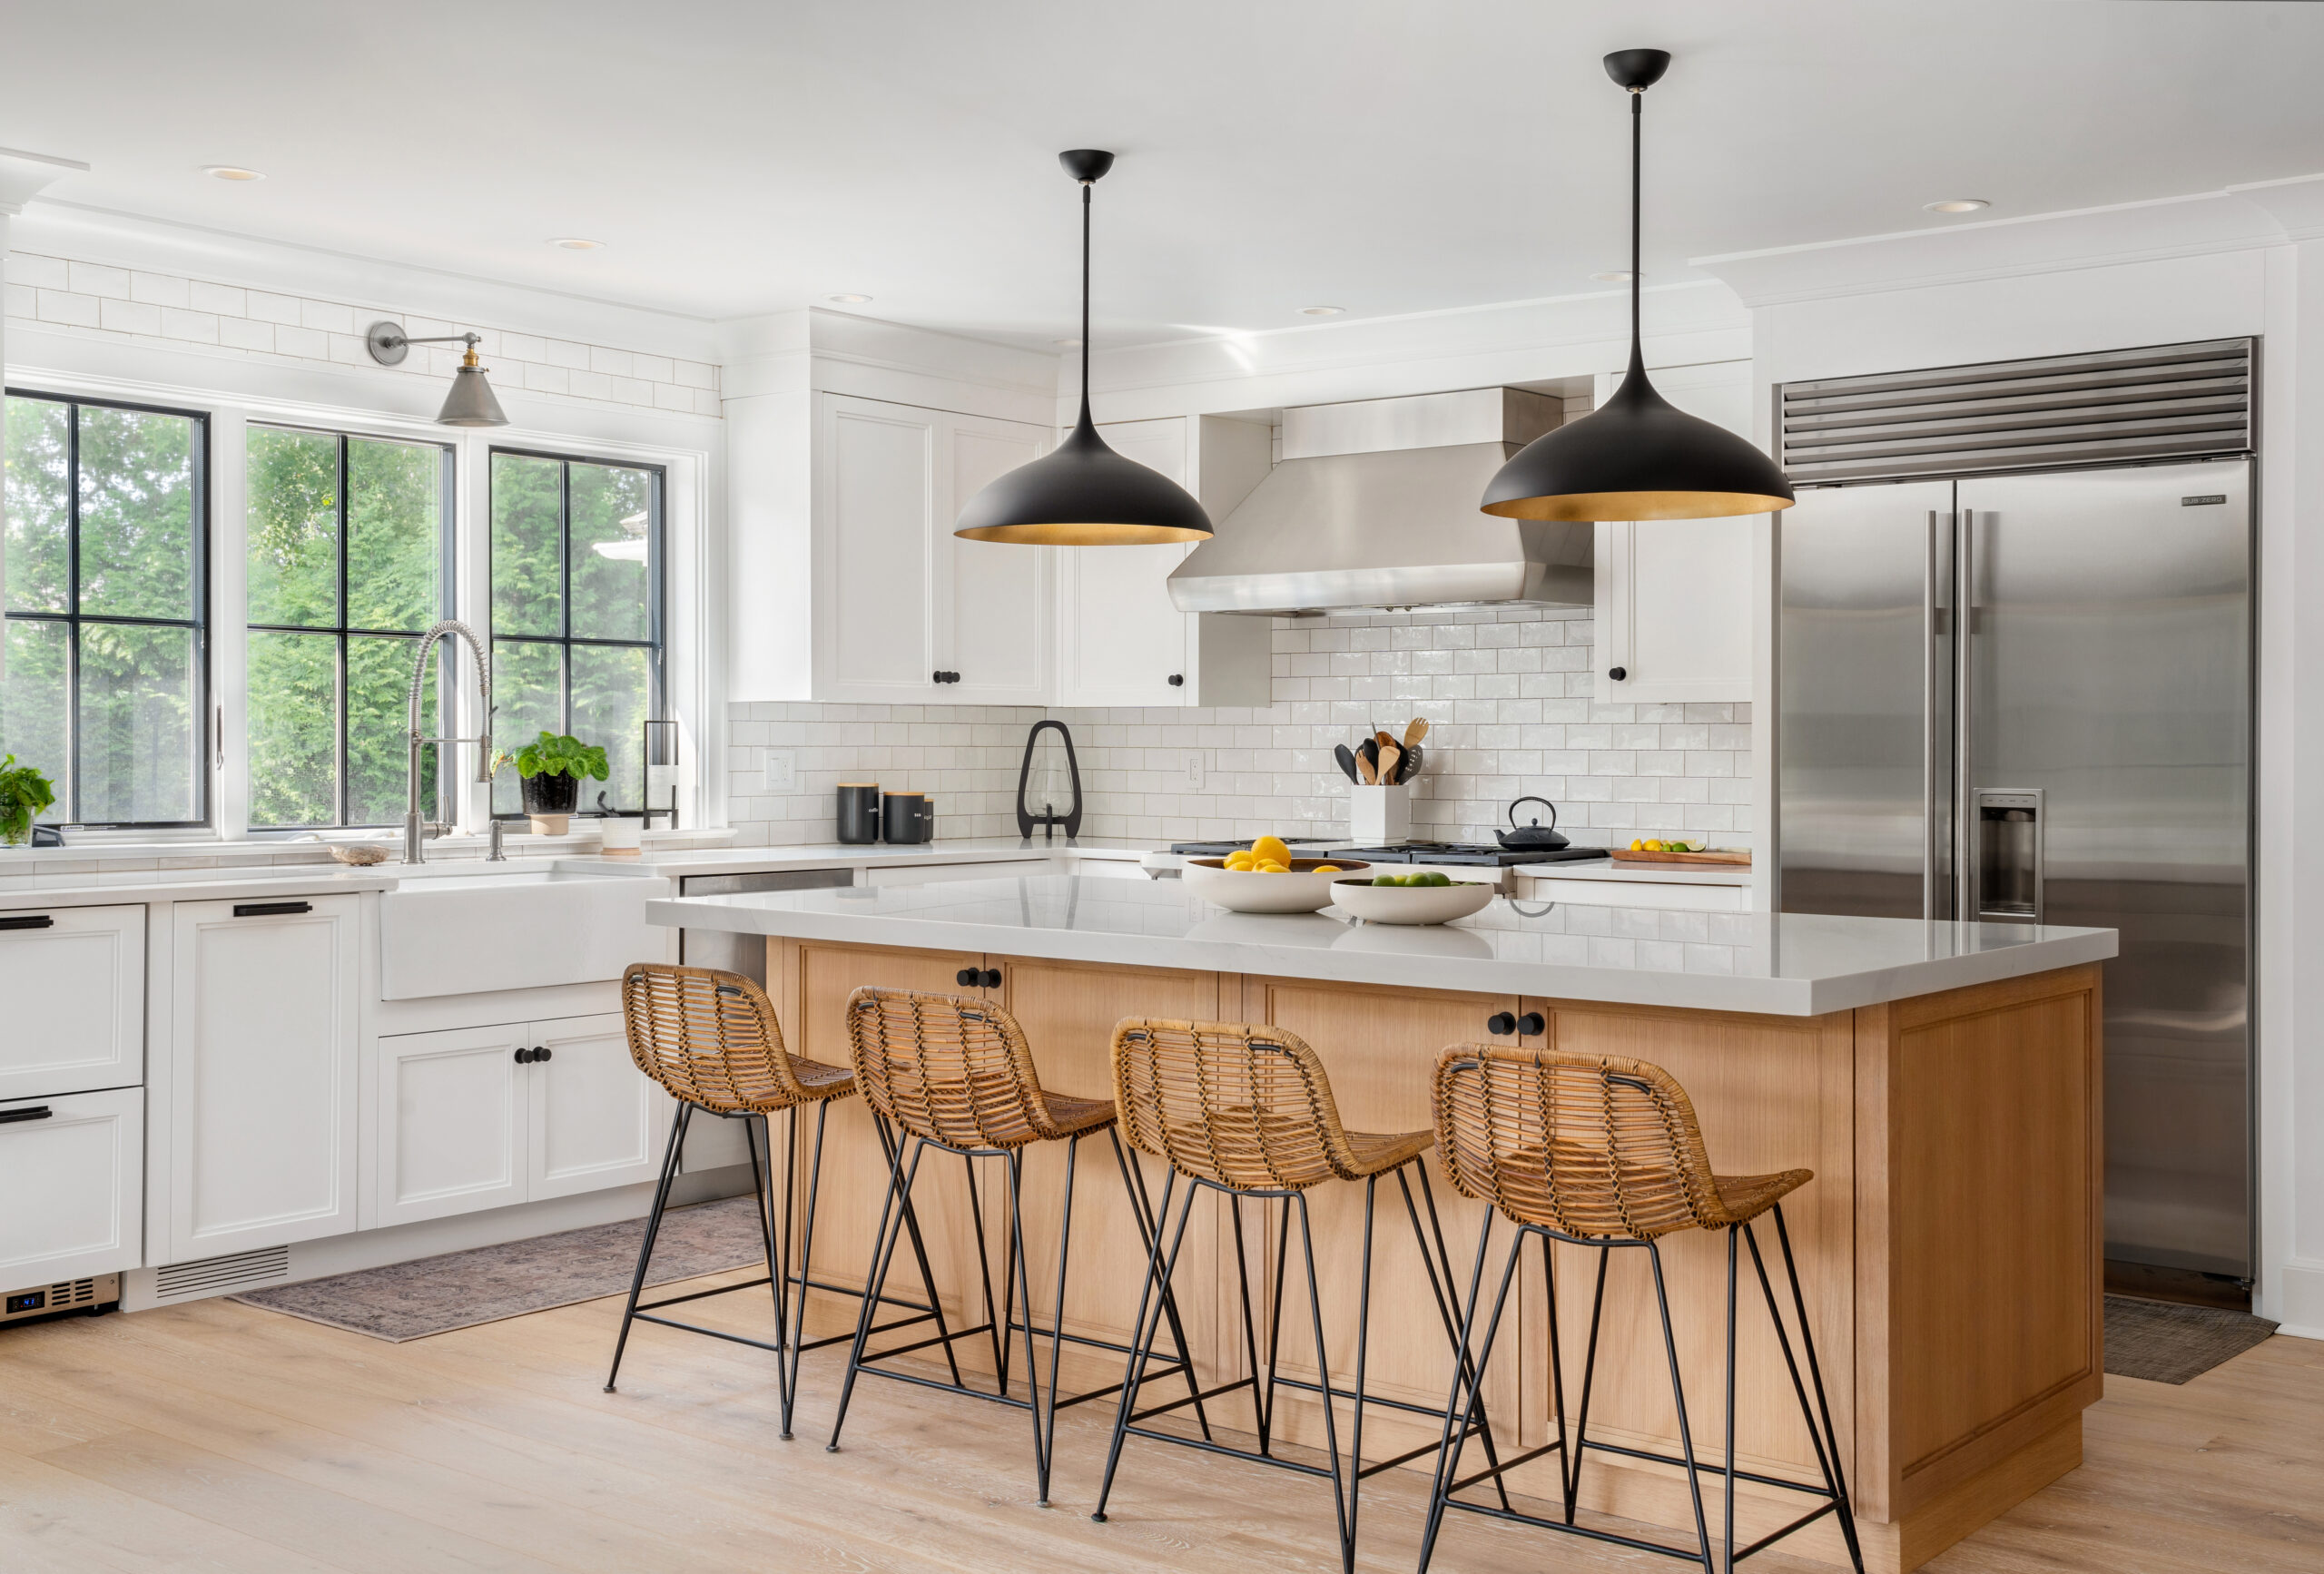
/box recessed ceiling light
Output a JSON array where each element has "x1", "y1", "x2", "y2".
[
  {"x1": 828, "y1": 292, "x2": 872, "y2": 305},
  {"x1": 1052, "y1": 337, "x2": 1082, "y2": 348},
  {"x1": 548, "y1": 237, "x2": 605, "y2": 251},
  {"x1": 202, "y1": 165, "x2": 265, "y2": 182},
  {"x1": 1298, "y1": 305, "x2": 1344, "y2": 317},
  {"x1": 1590, "y1": 271, "x2": 1635, "y2": 283},
  {"x1": 1925, "y1": 199, "x2": 1990, "y2": 214}
]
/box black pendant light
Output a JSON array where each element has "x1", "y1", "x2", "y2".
[
  {"x1": 955, "y1": 150, "x2": 1213, "y2": 545},
  {"x1": 1482, "y1": 50, "x2": 1793, "y2": 523}
]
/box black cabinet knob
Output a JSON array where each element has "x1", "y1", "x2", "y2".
[
  {"x1": 1167, "y1": 674, "x2": 1184, "y2": 687},
  {"x1": 980, "y1": 968, "x2": 1003, "y2": 989},
  {"x1": 1608, "y1": 666, "x2": 1627, "y2": 682},
  {"x1": 536, "y1": 1045, "x2": 553, "y2": 1062},
  {"x1": 514, "y1": 1047, "x2": 533, "y2": 1064},
  {"x1": 1518, "y1": 1012, "x2": 1545, "y2": 1036},
  {"x1": 957, "y1": 967, "x2": 980, "y2": 988},
  {"x1": 1486, "y1": 1011, "x2": 1517, "y2": 1036}
]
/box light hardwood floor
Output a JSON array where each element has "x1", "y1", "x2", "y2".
[{"x1": 0, "y1": 1269, "x2": 2316, "y2": 1574}]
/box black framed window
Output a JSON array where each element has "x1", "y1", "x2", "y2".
[
  {"x1": 2, "y1": 390, "x2": 209, "y2": 828},
  {"x1": 244, "y1": 425, "x2": 455, "y2": 829},
  {"x1": 488, "y1": 449, "x2": 664, "y2": 817}
]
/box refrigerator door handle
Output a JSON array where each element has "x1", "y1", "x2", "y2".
[
  {"x1": 1955, "y1": 508, "x2": 1977, "y2": 922},
  {"x1": 1925, "y1": 509, "x2": 1943, "y2": 921}
]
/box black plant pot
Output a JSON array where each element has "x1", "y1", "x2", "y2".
[{"x1": 520, "y1": 772, "x2": 581, "y2": 831}]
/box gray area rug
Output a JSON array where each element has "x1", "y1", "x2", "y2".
[
  {"x1": 2103, "y1": 1293, "x2": 2279, "y2": 1384},
  {"x1": 232, "y1": 1194, "x2": 769, "y2": 1342}
]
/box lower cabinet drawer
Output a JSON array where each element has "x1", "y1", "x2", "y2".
[{"x1": 0, "y1": 1087, "x2": 143, "y2": 1285}]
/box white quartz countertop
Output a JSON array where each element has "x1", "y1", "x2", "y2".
[
  {"x1": 648, "y1": 873, "x2": 2115, "y2": 1018},
  {"x1": 0, "y1": 868, "x2": 403, "y2": 909}
]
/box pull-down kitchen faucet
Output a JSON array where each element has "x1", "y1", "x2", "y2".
[{"x1": 402, "y1": 619, "x2": 496, "y2": 864}]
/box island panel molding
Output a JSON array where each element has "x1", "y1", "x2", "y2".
[{"x1": 741, "y1": 923, "x2": 2106, "y2": 1574}]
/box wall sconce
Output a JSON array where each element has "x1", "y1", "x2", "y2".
[{"x1": 364, "y1": 320, "x2": 510, "y2": 427}]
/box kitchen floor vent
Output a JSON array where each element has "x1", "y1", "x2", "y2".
[
  {"x1": 1779, "y1": 338, "x2": 2252, "y2": 485},
  {"x1": 153, "y1": 1245, "x2": 291, "y2": 1301}
]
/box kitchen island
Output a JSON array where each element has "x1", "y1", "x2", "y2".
[{"x1": 649, "y1": 875, "x2": 2117, "y2": 1574}]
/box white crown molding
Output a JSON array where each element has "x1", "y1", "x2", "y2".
[
  {"x1": 11, "y1": 200, "x2": 723, "y2": 361},
  {"x1": 0, "y1": 148, "x2": 87, "y2": 215},
  {"x1": 1692, "y1": 181, "x2": 2324, "y2": 308},
  {"x1": 719, "y1": 307, "x2": 1059, "y2": 425}
]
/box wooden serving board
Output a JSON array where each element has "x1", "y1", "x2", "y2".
[{"x1": 1610, "y1": 848, "x2": 1752, "y2": 867}]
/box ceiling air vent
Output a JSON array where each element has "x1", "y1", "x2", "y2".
[
  {"x1": 1779, "y1": 338, "x2": 2252, "y2": 485},
  {"x1": 153, "y1": 1245, "x2": 290, "y2": 1301}
]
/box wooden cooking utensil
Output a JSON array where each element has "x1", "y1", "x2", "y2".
[
  {"x1": 1403, "y1": 718, "x2": 1428, "y2": 750},
  {"x1": 1356, "y1": 751, "x2": 1378, "y2": 784},
  {"x1": 1376, "y1": 742, "x2": 1402, "y2": 783}
]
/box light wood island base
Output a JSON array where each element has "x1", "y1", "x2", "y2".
[{"x1": 765, "y1": 936, "x2": 2104, "y2": 1574}]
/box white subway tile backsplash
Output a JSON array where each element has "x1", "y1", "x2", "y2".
[{"x1": 723, "y1": 606, "x2": 1754, "y2": 851}]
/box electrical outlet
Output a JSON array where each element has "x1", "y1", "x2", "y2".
[
  {"x1": 1185, "y1": 753, "x2": 1206, "y2": 791},
  {"x1": 762, "y1": 750, "x2": 799, "y2": 794}
]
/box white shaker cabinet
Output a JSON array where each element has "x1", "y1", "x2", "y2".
[
  {"x1": 1054, "y1": 414, "x2": 1275, "y2": 708},
  {"x1": 165, "y1": 893, "x2": 359, "y2": 1261},
  {"x1": 812, "y1": 392, "x2": 1052, "y2": 704},
  {"x1": 0, "y1": 903, "x2": 143, "y2": 1102},
  {"x1": 373, "y1": 1011, "x2": 665, "y2": 1226},
  {"x1": 0, "y1": 1087, "x2": 143, "y2": 1284},
  {"x1": 1592, "y1": 360, "x2": 1758, "y2": 705}
]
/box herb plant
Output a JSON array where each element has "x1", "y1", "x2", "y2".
[
  {"x1": 508, "y1": 732, "x2": 610, "y2": 782},
  {"x1": 0, "y1": 754, "x2": 58, "y2": 846}
]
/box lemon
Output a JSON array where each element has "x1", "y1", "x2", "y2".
[
  {"x1": 1250, "y1": 834, "x2": 1290, "y2": 865},
  {"x1": 1223, "y1": 851, "x2": 1256, "y2": 870},
  {"x1": 1312, "y1": 864, "x2": 1341, "y2": 874},
  {"x1": 1257, "y1": 861, "x2": 1290, "y2": 874},
  {"x1": 1644, "y1": 839, "x2": 1665, "y2": 852},
  {"x1": 1629, "y1": 839, "x2": 1643, "y2": 852}
]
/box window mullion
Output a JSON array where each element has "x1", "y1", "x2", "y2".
[{"x1": 65, "y1": 403, "x2": 82, "y2": 822}]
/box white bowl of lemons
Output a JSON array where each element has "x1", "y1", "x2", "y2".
[{"x1": 1181, "y1": 837, "x2": 1370, "y2": 914}]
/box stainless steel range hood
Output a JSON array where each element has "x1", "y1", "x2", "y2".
[{"x1": 1167, "y1": 387, "x2": 1592, "y2": 615}]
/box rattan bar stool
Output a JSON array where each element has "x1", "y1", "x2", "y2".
[
  {"x1": 826, "y1": 986, "x2": 1206, "y2": 1507},
  {"x1": 1093, "y1": 1018, "x2": 1509, "y2": 1574},
  {"x1": 605, "y1": 963, "x2": 951, "y2": 1439},
  {"x1": 1420, "y1": 1045, "x2": 1866, "y2": 1574}
]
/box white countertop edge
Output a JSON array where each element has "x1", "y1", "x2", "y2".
[
  {"x1": 1519, "y1": 861, "x2": 1752, "y2": 887},
  {"x1": 645, "y1": 894, "x2": 2119, "y2": 1018},
  {"x1": 0, "y1": 871, "x2": 402, "y2": 909}
]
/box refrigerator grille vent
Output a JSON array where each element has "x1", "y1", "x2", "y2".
[
  {"x1": 1780, "y1": 338, "x2": 2252, "y2": 484},
  {"x1": 153, "y1": 1245, "x2": 290, "y2": 1300}
]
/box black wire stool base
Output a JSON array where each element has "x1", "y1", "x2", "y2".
[{"x1": 1418, "y1": 1205, "x2": 1867, "y2": 1574}]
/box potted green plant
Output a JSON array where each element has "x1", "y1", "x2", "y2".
[
  {"x1": 507, "y1": 732, "x2": 609, "y2": 835},
  {"x1": 0, "y1": 754, "x2": 57, "y2": 848}
]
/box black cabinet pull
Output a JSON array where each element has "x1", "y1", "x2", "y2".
[
  {"x1": 1517, "y1": 1012, "x2": 1545, "y2": 1036},
  {"x1": 1486, "y1": 1011, "x2": 1517, "y2": 1036},
  {"x1": 536, "y1": 1045, "x2": 553, "y2": 1062},
  {"x1": 980, "y1": 968, "x2": 1002, "y2": 989},
  {"x1": 515, "y1": 1048, "x2": 535, "y2": 1064},
  {"x1": 1608, "y1": 666, "x2": 1627, "y2": 682},
  {"x1": 1167, "y1": 674, "x2": 1184, "y2": 687},
  {"x1": 0, "y1": 914, "x2": 55, "y2": 930},
  {"x1": 956, "y1": 967, "x2": 980, "y2": 988},
  {"x1": 232, "y1": 900, "x2": 312, "y2": 918},
  {"x1": 0, "y1": 1106, "x2": 54, "y2": 1125}
]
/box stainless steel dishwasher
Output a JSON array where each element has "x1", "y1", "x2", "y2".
[{"x1": 676, "y1": 867, "x2": 854, "y2": 983}]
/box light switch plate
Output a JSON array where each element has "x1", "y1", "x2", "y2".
[{"x1": 762, "y1": 750, "x2": 799, "y2": 793}]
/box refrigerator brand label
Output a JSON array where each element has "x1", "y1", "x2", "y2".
[{"x1": 2181, "y1": 494, "x2": 2228, "y2": 506}]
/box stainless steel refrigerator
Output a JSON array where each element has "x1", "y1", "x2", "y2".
[{"x1": 1778, "y1": 459, "x2": 2253, "y2": 1290}]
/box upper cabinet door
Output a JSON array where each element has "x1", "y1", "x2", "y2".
[
  {"x1": 166, "y1": 893, "x2": 359, "y2": 1262},
  {"x1": 0, "y1": 903, "x2": 144, "y2": 1103},
  {"x1": 816, "y1": 394, "x2": 942, "y2": 702},
  {"x1": 1594, "y1": 361, "x2": 1759, "y2": 705},
  {"x1": 1056, "y1": 418, "x2": 1194, "y2": 707},
  {"x1": 941, "y1": 414, "x2": 1053, "y2": 703}
]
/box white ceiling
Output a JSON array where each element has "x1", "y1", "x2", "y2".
[{"x1": 7, "y1": 1, "x2": 2324, "y2": 350}]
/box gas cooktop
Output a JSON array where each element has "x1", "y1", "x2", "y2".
[
  {"x1": 1334, "y1": 841, "x2": 1611, "y2": 868},
  {"x1": 1167, "y1": 837, "x2": 1340, "y2": 857}
]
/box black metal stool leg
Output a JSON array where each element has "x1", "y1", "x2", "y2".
[
  {"x1": 1724, "y1": 1222, "x2": 1741, "y2": 1574},
  {"x1": 1755, "y1": 1208, "x2": 1867, "y2": 1573},
  {"x1": 1108, "y1": 1132, "x2": 1213, "y2": 1442},
  {"x1": 1648, "y1": 1240, "x2": 1718, "y2": 1573},
  {"x1": 779, "y1": 1100, "x2": 832, "y2": 1441},
  {"x1": 1006, "y1": 1148, "x2": 1050, "y2": 1503},
  {"x1": 1419, "y1": 1213, "x2": 1520, "y2": 1574},
  {"x1": 1033, "y1": 1133, "x2": 1082, "y2": 1508},
  {"x1": 1092, "y1": 1174, "x2": 1196, "y2": 1523},
  {"x1": 878, "y1": 1117, "x2": 964, "y2": 1390},
  {"x1": 604, "y1": 1102, "x2": 691, "y2": 1393},
  {"x1": 1398, "y1": 1166, "x2": 1514, "y2": 1512},
  {"x1": 827, "y1": 1131, "x2": 925, "y2": 1451},
  {"x1": 1565, "y1": 1244, "x2": 1612, "y2": 1520},
  {"x1": 1335, "y1": 1176, "x2": 1377, "y2": 1574}
]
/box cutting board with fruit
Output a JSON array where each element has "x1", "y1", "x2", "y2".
[{"x1": 1612, "y1": 838, "x2": 1752, "y2": 867}]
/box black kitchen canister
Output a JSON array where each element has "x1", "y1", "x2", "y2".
[
  {"x1": 881, "y1": 792, "x2": 932, "y2": 844},
  {"x1": 836, "y1": 783, "x2": 881, "y2": 844}
]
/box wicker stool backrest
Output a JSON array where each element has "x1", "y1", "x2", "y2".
[
  {"x1": 1432, "y1": 1044, "x2": 1728, "y2": 1240},
  {"x1": 844, "y1": 987, "x2": 1064, "y2": 1149},
  {"x1": 621, "y1": 961, "x2": 815, "y2": 1114},
  {"x1": 1109, "y1": 1018, "x2": 1366, "y2": 1191}
]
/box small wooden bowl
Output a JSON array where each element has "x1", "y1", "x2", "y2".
[{"x1": 330, "y1": 844, "x2": 391, "y2": 866}]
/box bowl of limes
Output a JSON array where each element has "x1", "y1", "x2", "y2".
[
  {"x1": 1181, "y1": 836, "x2": 1370, "y2": 914},
  {"x1": 1328, "y1": 871, "x2": 1496, "y2": 926}
]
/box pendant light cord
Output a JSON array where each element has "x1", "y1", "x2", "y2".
[
  {"x1": 1078, "y1": 179, "x2": 1094, "y2": 427},
  {"x1": 1629, "y1": 85, "x2": 1644, "y2": 378}
]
